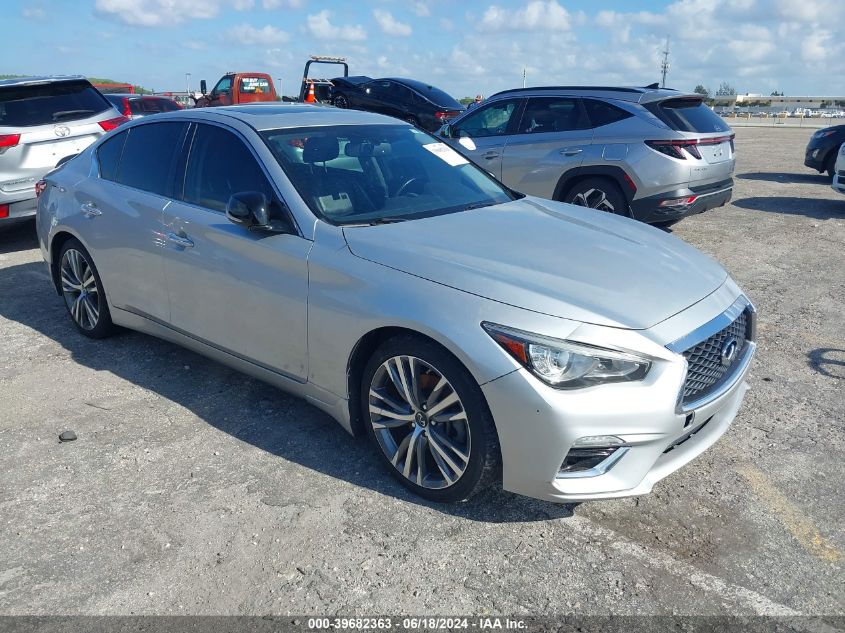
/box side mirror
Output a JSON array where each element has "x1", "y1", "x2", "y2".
[
  {"x1": 440, "y1": 124, "x2": 452, "y2": 138},
  {"x1": 200, "y1": 79, "x2": 207, "y2": 95},
  {"x1": 226, "y1": 191, "x2": 291, "y2": 233}
]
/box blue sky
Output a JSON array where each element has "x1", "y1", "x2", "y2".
[{"x1": 6, "y1": 0, "x2": 844, "y2": 98}]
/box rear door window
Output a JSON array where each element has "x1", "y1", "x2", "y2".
[
  {"x1": 141, "y1": 98, "x2": 180, "y2": 113},
  {"x1": 116, "y1": 121, "x2": 187, "y2": 196},
  {"x1": 518, "y1": 97, "x2": 588, "y2": 134},
  {"x1": 182, "y1": 124, "x2": 273, "y2": 212},
  {"x1": 583, "y1": 99, "x2": 633, "y2": 128},
  {"x1": 0, "y1": 80, "x2": 111, "y2": 127},
  {"x1": 646, "y1": 98, "x2": 730, "y2": 133},
  {"x1": 97, "y1": 131, "x2": 127, "y2": 181}
]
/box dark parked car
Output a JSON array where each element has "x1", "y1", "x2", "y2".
[
  {"x1": 804, "y1": 125, "x2": 845, "y2": 178},
  {"x1": 330, "y1": 76, "x2": 464, "y2": 132},
  {"x1": 104, "y1": 94, "x2": 182, "y2": 120}
]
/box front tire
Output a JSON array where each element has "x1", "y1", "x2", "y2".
[
  {"x1": 58, "y1": 238, "x2": 115, "y2": 339},
  {"x1": 361, "y1": 335, "x2": 500, "y2": 503},
  {"x1": 333, "y1": 94, "x2": 349, "y2": 109},
  {"x1": 564, "y1": 177, "x2": 629, "y2": 216}
]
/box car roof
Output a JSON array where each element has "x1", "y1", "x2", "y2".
[
  {"x1": 0, "y1": 75, "x2": 88, "y2": 88},
  {"x1": 154, "y1": 103, "x2": 406, "y2": 130},
  {"x1": 488, "y1": 85, "x2": 696, "y2": 104},
  {"x1": 105, "y1": 93, "x2": 169, "y2": 99}
]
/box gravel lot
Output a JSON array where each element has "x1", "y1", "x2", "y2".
[{"x1": 0, "y1": 126, "x2": 843, "y2": 618}]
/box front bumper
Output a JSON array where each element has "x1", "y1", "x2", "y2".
[
  {"x1": 833, "y1": 171, "x2": 845, "y2": 196},
  {"x1": 629, "y1": 179, "x2": 733, "y2": 224},
  {"x1": 481, "y1": 295, "x2": 755, "y2": 503}
]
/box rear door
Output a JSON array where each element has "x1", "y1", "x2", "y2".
[
  {"x1": 161, "y1": 122, "x2": 310, "y2": 381},
  {"x1": 443, "y1": 97, "x2": 524, "y2": 180},
  {"x1": 72, "y1": 121, "x2": 187, "y2": 323},
  {"x1": 0, "y1": 80, "x2": 115, "y2": 206},
  {"x1": 645, "y1": 98, "x2": 735, "y2": 188},
  {"x1": 500, "y1": 96, "x2": 593, "y2": 198}
]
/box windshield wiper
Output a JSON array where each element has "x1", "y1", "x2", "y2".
[
  {"x1": 462, "y1": 202, "x2": 495, "y2": 212},
  {"x1": 52, "y1": 109, "x2": 95, "y2": 121},
  {"x1": 356, "y1": 217, "x2": 409, "y2": 226}
]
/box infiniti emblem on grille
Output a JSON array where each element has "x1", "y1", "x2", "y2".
[
  {"x1": 54, "y1": 125, "x2": 70, "y2": 137},
  {"x1": 720, "y1": 337, "x2": 739, "y2": 366}
]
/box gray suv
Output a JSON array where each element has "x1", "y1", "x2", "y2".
[
  {"x1": 438, "y1": 86, "x2": 735, "y2": 225},
  {"x1": 0, "y1": 76, "x2": 128, "y2": 227}
]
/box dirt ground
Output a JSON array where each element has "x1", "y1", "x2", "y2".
[{"x1": 0, "y1": 126, "x2": 842, "y2": 617}]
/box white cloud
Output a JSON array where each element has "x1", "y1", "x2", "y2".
[
  {"x1": 411, "y1": 2, "x2": 430, "y2": 17},
  {"x1": 229, "y1": 23, "x2": 290, "y2": 45},
  {"x1": 22, "y1": 6, "x2": 46, "y2": 18},
  {"x1": 232, "y1": 0, "x2": 254, "y2": 9},
  {"x1": 94, "y1": 0, "x2": 219, "y2": 26},
  {"x1": 304, "y1": 10, "x2": 366, "y2": 41},
  {"x1": 479, "y1": 0, "x2": 575, "y2": 32},
  {"x1": 373, "y1": 9, "x2": 412, "y2": 37},
  {"x1": 262, "y1": 0, "x2": 304, "y2": 8}
]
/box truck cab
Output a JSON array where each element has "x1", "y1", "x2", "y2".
[{"x1": 195, "y1": 72, "x2": 277, "y2": 107}]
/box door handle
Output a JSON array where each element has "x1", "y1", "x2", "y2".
[
  {"x1": 166, "y1": 232, "x2": 194, "y2": 249},
  {"x1": 80, "y1": 201, "x2": 101, "y2": 217},
  {"x1": 560, "y1": 147, "x2": 583, "y2": 156},
  {"x1": 482, "y1": 151, "x2": 500, "y2": 160}
]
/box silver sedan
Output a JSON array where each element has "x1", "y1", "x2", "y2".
[{"x1": 36, "y1": 104, "x2": 756, "y2": 503}]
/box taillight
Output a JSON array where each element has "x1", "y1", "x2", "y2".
[
  {"x1": 0, "y1": 134, "x2": 21, "y2": 148},
  {"x1": 645, "y1": 139, "x2": 701, "y2": 160},
  {"x1": 35, "y1": 180, "x2": 47, "y2": 197},
  {"x1": 98, "y1": 116, "x2": 130, "y2": 132},
  {"x1": 0, "y1": 204, "x2": 9, "y2": 218},
  {"x1": 121, "y1": 97, "x2": 132, "y2": 117},
  {"x1": 435, "y1": 111, "x2": 458, "y2": 120}
]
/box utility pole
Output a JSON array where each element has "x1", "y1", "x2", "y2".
[
  {"x1": 185, "y1": 72, "x2": 191, "y2": 95},
  {"x1": 522, "y1": 67, "x2": 526, "y2": 89},
  {"x1": 660, "y1": 35, "x2": 670, "y2": 88}
]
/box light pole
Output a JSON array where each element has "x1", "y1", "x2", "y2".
[
  {"x1": 277, "y1": 78, "x2": 282, "y2": 98},
  {"x1": 185, "y1": 72, "x2": 191, "y2": 96}
]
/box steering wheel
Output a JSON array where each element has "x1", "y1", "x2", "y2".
[{"x1": 395, "y1": 177, "x2": 426, "y2": 197}]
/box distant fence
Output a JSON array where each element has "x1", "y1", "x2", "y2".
[{"x1": 724, "y1": 113, "x2": 844, "y2": 129}]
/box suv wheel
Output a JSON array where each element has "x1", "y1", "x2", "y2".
[
  {"x1": 824, "y1": 153, "x2": 836, "y2": 179},
  {"x1": 564, "y1": 178, "x2": 628, "y2": 216},
  {"x1": 361, "y1": 335, "x2": 500, "y2": 503},
  {"x1": 333, "y1": 94, "x2": 348, "y2": 109}
]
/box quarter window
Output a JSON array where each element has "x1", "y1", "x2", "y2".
[
  {"x1": 583, "y1": 99, "x2": 633, "y2": 128},
  {"x1": 116, "y1": 122, "x2": 187, "y2": 196},
  {"x1": 97, "y1": 130, "x2": 127, "y2": 182},
  {"x1": 518, "y1": 97, "x2": 588, "y2": 134},
  {"x1": 454, "y1": 99, "x2": 521, "y2": 138},
  {"x1": 183, "y1": 124, "x2": 273, "y2": 213}
]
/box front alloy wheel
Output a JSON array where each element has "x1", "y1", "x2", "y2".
[
  {"x1": 361, "y1": 336, "x2": 500, "y2": 502},
  {"x1": 369, "y1": 355, "x2": 471, "y2": 489}
]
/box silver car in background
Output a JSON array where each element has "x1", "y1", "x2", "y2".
[
  {"x1": 36, "y1": 105, "x2": 756, "y2": 503},
  {"x1": 439, "y1": 86, "x2": 735, "y2": 225},
  {"x1": 0, "y1": 76, "x2": 127, "y2": 227}
]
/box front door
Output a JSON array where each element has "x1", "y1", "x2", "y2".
[
  {"x1": 442, "y1": 98, "x2": 524, "y2": 180},
  {"x1": 161, "y1": 122, "x2": 310, "y2": 381}
]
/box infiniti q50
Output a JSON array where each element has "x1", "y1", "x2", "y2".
[{"x1": 36, "y1": 105, "x2": 756, "y2": 503}]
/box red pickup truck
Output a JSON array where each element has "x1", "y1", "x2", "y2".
[{"x1": 194, "y1": 72, "x2": 277, "y2": 107}]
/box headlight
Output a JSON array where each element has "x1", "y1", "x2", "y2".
[
  {"x1": 814, "y1": 130, "x2": 835, "y2": 138},
  {"x1": 482, "y1": 322, "x2": 651, "y2": 389}
]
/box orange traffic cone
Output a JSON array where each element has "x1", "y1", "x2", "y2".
[{"x1": 304, "y1": 81, "x2": 316, "y2": 103}]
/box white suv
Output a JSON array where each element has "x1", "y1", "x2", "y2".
[
  {"x1": 0, "y1": 76, "x2": 128, "y2": 228},
  {"x1": 833, "y1": 142, "x2": 845, "y2": 197}
]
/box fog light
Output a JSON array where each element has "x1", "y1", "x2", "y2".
[{"x1": 573, "y1": 435, "x2": 625, "y2": 447}]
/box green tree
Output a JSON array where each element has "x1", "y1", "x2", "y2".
[
  {"x1": 693, "y1": 84, "x2": 710, "y2": 98},
  {"x1": 715, "y1": 81, "x2": 736, "y2": 96}
]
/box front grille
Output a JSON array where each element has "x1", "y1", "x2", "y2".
[{"x1": 681, "y1": 310, "x2": 749, "y2": 405}]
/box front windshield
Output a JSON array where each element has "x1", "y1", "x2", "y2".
[{"x1": 260, "y1": 124, "x2": 516, "y2": 225}]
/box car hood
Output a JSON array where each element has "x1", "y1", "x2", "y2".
[{"x1": 343, "y1": 197, "x2": 728, "y2": 330}]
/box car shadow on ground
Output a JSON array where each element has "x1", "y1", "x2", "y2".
[
  {"x1": 735, "y1": 171, "x2": 830, "y2": 185},
  {"x1": 0, "y1": 260, "x2": 575, "y2": 524},
  {"x1": 808, "y1": 348, "x2": 845, "y2": 379},
  {"x1": 732, "y1": 196, "x2": 844, "y2": 219},
  {"x1": 0, "y1": 220, "x2": 38, "y2": 255}
]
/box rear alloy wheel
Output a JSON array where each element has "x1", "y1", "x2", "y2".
[
  {"x1": 362, "y1": 336, "x2": 500, "y2": 502},
  {"x1": 59, "y1": 239, "x2": 115, "y2": 338},
  {"x1": 564, "y1": 178, "x2": 629, "y2": 216}
]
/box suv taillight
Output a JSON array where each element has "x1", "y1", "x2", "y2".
[
  {"x1": 435, "y1": 111, "x2": 459, "y2": 120},
  {"x1": 98, "y1": 116, "x2": 130, "y2": 132},
  {"x1": 121, "y1": 97, "x2": 132, "y2": 117},
  {"x1": 645, "y1": 139, "x2": 702, "y2": 160},
  {"x1": 35, "y1": 180, "x2": 47, "y2": 197},
  {"x1": 0, "y1": 134, "x2": 21, "y2": 148}
]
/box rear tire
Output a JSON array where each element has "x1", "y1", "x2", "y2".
[
  {"x1": 824, "y1": 153, "x2": 836, "y2": 179},
  {"x1": 360, "y1": 335, "x2": 501, "y2": 503},
  {"x1": 564, "y1": 177, "x2": 629, "y2": 217},
  {"x1": 58, "y1": 238, "x2": 115, "y2": 339}
]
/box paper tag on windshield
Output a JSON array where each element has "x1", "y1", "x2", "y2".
[{"x1": 423, "y1": 143, "x2": 469, "y2": 167}]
